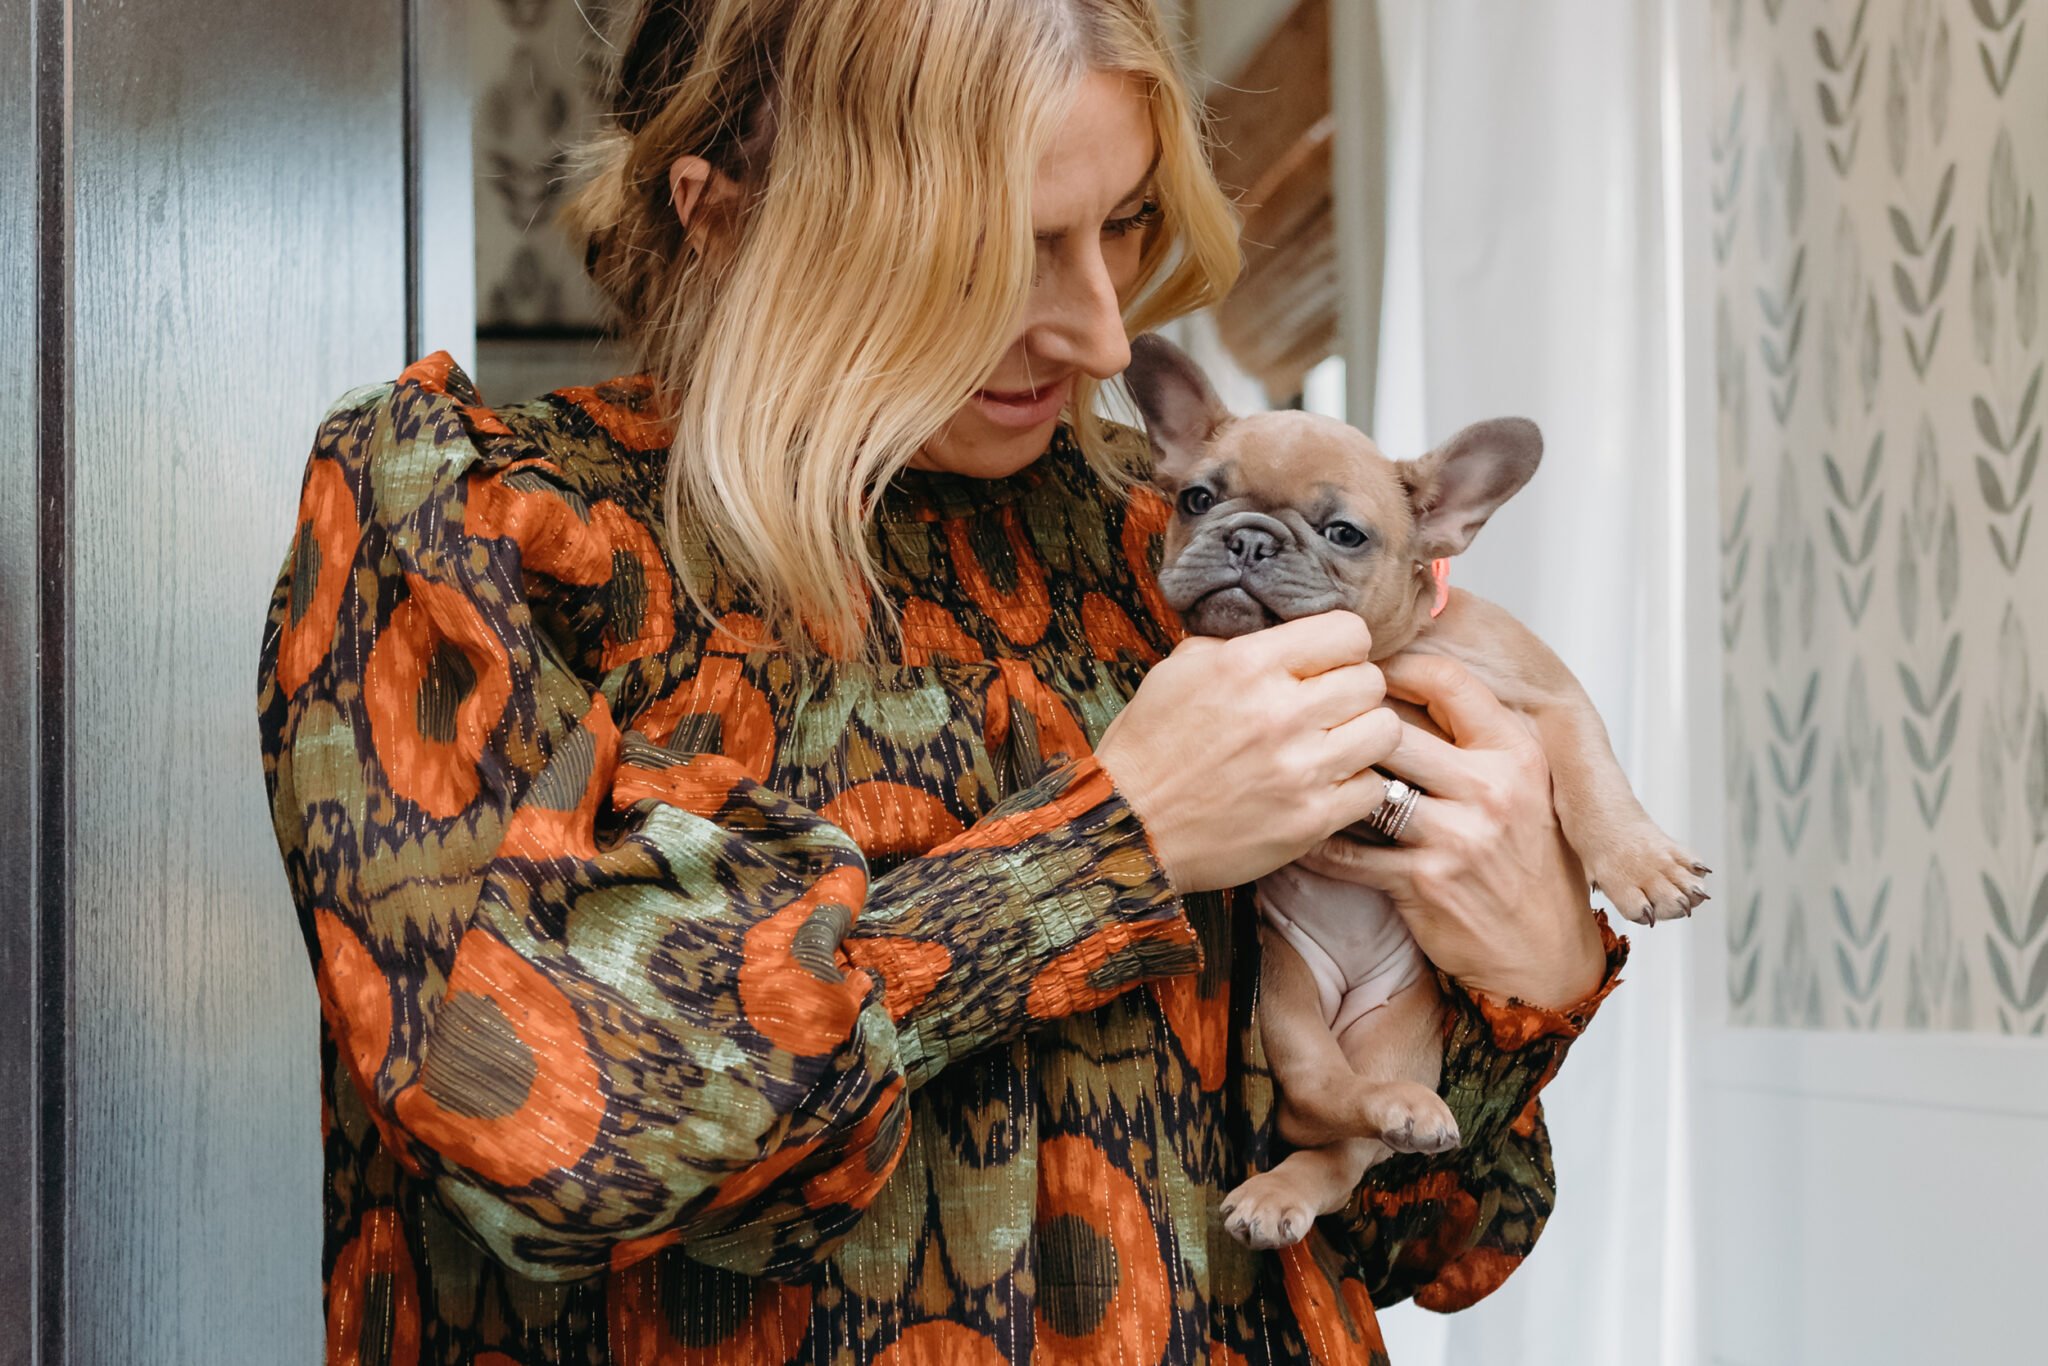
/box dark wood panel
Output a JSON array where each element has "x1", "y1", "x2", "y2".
[
  {"x1": 1203, "y1": 0, "x2": 1339, "y2": 401},
  {"x1": 66, "y1": 0, "x2": 408, "y2": 1357},
  {"x1": 1203, "y1": 0, "x2": 1329, "y2": 201},
  {"x1": 2, "y1": 0, "x2": 49, "y2": 1363}
]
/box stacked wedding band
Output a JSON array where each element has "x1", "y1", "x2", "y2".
[{"x1": 1365, "y1": 777, "x2": 1422, "y2": 844}]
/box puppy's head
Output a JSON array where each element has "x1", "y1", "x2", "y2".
[{"x1": 1124, "y1": 333, "x2": 1541, "y2": 654}]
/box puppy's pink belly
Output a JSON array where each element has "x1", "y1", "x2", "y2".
[{"x1": 1256, "y1": 862, "x2": 1426, "y2": 1037}]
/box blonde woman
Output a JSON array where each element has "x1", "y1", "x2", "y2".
[{"x1": 258, "y1": 1, "x2": 1625, "y2": 1360}]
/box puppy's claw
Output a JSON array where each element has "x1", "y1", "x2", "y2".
[
  {"x1": 1221, "y1": 1173, "x2": 1319, "y2": 1249},
  {"x1": 1584, "y1": 829, "x2": 1709, "y2": 926},
  {"x1": 1360, "y1": 1085, "x2": 1461, "y2": 1152}
]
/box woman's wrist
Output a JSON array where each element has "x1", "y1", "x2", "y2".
[
  {"x1": 1449, "y1": 909, "x2": 1627, "y2": 1048},
  {"x1": 1506, "y1": 906, "x2": 1609, "y2": 1011},
  {"x1": 1458, "y1": 909, "x2": 1613, "y2": 1015}
]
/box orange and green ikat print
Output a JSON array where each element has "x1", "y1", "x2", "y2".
[{"x1": 259, "y1": 353, "x2": 1628, "y2": 1365}]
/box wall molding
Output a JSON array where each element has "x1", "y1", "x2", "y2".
[{"x1": 1701, "y1": 1023, "x2": 2048, "y2": 1116}]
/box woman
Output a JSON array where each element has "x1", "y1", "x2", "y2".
[{"x1": 257, "y1": 1, "x2": 1624, "y2": 1361}]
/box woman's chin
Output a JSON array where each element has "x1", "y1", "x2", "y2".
[{"x1": 915, "y1": 411, "x2": 1065, "y2": 478}]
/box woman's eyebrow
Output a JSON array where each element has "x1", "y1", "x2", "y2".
[
  {"x1": 1116, "y1": 150, "x2": 1164, "y2": 210},
  {"x1": 1111, "y1": 162, "x2": 1159, "y2": 209},
  {"x1": 1034, "y1": 163, "x2": 1162, "y2": 244}
]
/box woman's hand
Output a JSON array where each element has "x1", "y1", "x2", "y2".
[
  {"x1": 1098, "y1": 611, "x2": 1404, "y2": 895},
  {"x1": 1295, "y1": 652, "x2": 1607, "y2": 1011}
]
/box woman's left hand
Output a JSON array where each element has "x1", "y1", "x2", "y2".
[{"x1": 1294, "y1": 651, "x2": 1607, "y2": 1010}]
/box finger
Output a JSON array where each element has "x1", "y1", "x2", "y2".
[
  {"x1": 1375, "y1": 721, "x2": 1485, "y2": 799},
  {"x1": 1380, "y1": 652, "x2": 1527, "y2": 751},
  {"x1": 1320, "y1": 707, "x2": 1403, "y2": 783},
  {"x1": 1247, "y1": 609, "x2": 1374, "y2": 678},
  {"x1": 1325, "y1": 763, "x2": 1444, "y2": 848},
  {"x1": 1296, "y1": 660, "x2": 1387, "y2": 728},
  {"x1": 1295, "y1": 829, "x2": 1417, "y2": 902}
]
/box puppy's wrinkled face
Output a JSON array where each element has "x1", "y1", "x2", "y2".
[
  {"x1": 1124, "y1": 333, "x2": 1542, "y2": 651},
  {"x1": 1153, "y1": 411, "x2": 1425, "y2": 641}
]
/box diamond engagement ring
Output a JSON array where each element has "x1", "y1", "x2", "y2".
[{"x1": 1364, "y1": 776, "x2": 1424, "y2": 844}]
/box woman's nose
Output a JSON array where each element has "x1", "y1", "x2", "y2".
[{"x1": 1027, "y1": 248, "x2": 1131, "y2": 381}]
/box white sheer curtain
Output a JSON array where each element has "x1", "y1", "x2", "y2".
[{"x1": 1361, "y1": 2, "x2": 1700, "y2": 1364}]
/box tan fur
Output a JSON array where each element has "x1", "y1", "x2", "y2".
[{"x1": 1142, "y1": 390, "x2": 1706, "y2": 1249}]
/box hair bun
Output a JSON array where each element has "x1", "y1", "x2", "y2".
[{"x1": 559, "y1": 125, "x2": 637, "y2": 281}]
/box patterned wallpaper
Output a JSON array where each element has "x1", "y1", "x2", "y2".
[
  {"x1": 1713, "y1": 0, "x2": 2047, "y2": 1032},
  {"x1": 473, "y1": 0, "x2": 617, "y2": 332}
]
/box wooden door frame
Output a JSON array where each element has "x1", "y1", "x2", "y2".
[
  {"x1": 4, "y1": 2, "x2": 69, "y2": 1363},
  {"x1": 0, "y1": 4, "x2": 472, "y2": 1361}
]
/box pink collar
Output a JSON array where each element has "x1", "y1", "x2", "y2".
[{"x1": 1429, "y1": 559, "x2": 1451, "y2": 619}]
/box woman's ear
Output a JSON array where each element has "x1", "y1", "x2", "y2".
[
  {"x1": 668, "y1": 154, "x2": 741, "y2": 231},
  {"x1": 669, "y1": 155, "x2": 712, "y2": 229}
]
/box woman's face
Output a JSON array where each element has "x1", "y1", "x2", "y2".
[{"x1": 910, "y1": 69, "x2": 1160, "y2": 477}]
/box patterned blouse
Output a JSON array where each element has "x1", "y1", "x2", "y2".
[{"x1": 257, "y1": 353, "x2": 1627, "y2": 1366}]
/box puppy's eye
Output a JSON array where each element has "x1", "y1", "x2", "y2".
[
  {"x1": 1178, "y1": 486, "x2": 1215, "y2": 516},
  {"x1": 1323, "y1": 522, "x2": 1369, "y2": 549}
]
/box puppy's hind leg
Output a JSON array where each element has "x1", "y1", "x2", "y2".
[
  {"x1": 1222, "y1": 1139, "x2": 1381, "y2": 1249},
  {"x1": 1223, "y1": 966, "x2": 1456, "y2": 1249},
  {"x1": 1333, "y1": 974, "x2": 1457, "y2": 1155},
  {"x1": 1259, "y1": 925, "x2": 1419, "y2": 1146}
]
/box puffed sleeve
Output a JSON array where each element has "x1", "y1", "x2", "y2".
[
  {"x1": 1335, "y1": 914, "x2": 1629, "y2": 1310},
  {"x1": 256, "y1": 357, "x2": 1192, "y2": 1284}
]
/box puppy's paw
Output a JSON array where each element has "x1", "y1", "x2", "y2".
[
  {"x1": 1357, "y1": 1083, "x2": 1461, "y2": 1154},
  {"x1": 1582, "y1": 825, "x2": 1711, "y2": 926},
  {"x1": 1221, "y1": 1172, "x2": 1321, "y2": 1250}
]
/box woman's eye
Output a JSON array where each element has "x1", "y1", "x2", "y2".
[
  {"x1": 1178, "y1": 486, "x2": 1214, "y2": 516},
  {"x1": 1323, "y1": 522, "x2": 1368, "y2": 548},
  {"x1": 1104, "y1": 199, "x2": 1163, "y2": 238}
]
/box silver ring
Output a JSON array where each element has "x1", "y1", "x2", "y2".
[{"x1": 1364, "y1": 776, "x2": 1424, "y2": 844}]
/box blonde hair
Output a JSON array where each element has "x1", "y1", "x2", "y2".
[{"x1": 561, "y1": 0, "x2": 1240, "y2": 654}]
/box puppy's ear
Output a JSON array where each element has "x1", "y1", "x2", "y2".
[
  {"x1": 1401, "y1": 418, "x2": 1543, "y2": 559},
  {"x1": 1123, "y1": 332, "x2": 1232, "y2": 483}
]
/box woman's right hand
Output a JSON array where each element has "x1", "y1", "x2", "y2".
[{"x1": 1096, "y1": 611, "x2": 1402, "y2": 894}]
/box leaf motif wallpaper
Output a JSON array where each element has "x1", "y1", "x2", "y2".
[{"x1": 1714, "y1": 0, "x2": 2048, "y2": 1031}]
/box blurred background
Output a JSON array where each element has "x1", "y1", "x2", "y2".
[{"x1": 4, "y1": 1, "x2": 2044, "y2": 1362}]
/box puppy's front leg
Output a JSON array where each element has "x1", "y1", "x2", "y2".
[{"x1": 1412, "y1": 588, "x2": 1709, "y2": 923}]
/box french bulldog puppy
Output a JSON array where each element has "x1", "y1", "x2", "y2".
[{"x1": 1123, "y1": 333, "x2": 1705, "y2": 1250}]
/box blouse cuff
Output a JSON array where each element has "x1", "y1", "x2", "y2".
[
  {"x1": 872, "y1": 753, "x2": 1195, "y2": 1087},
  {"x1": 1439, "y1": 910, "x2": 1631, "y2": 1052}
]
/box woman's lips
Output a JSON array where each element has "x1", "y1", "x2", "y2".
[{"x1": 971, "y1": 374, "x2": 1074, "y2": 431}]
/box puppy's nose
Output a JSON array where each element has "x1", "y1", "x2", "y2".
[{"x1": 1227, "y1": 526, "x2": 1279, "y2": 564}]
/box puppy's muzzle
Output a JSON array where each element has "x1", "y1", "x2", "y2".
[
  {"x1": 1226, "y1": 523, "x2": 1281, "y2": 566},
  {"x1": 1159, "y1": 508, "x2": 1348, "y2": 637}
]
